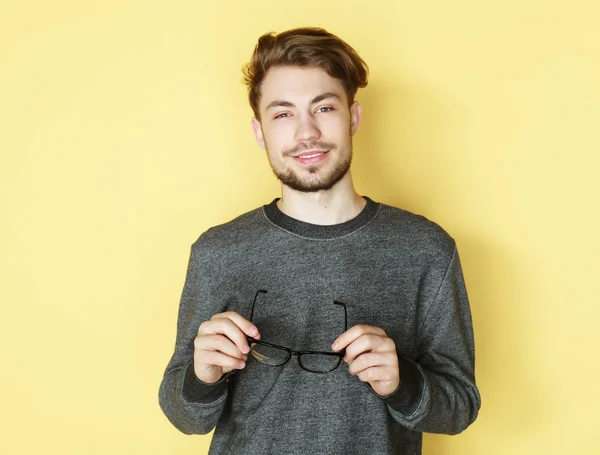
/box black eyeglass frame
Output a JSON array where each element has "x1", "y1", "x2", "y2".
[{"x1": 247, "y1": 290, "x2": 347, "y2": 373}]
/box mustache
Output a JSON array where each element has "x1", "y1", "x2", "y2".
[{"x1": 283, "y1": 141, "x2": 336, "y2": 157}]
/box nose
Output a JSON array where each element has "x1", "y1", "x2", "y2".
[{"x1": 294, "y1": 114, "x2": 321, "y2": 142}]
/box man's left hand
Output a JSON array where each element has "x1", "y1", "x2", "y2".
[{"x1": 332, "y1": 325, "x2": 400, "y2": 397}]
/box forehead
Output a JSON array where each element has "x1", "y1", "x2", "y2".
[{"x1": 259, "y1": 66, "x2": 346, "y2": 109}]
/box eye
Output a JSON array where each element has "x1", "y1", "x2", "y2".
[
  {"x1": 316, "y1": 106, "x2": 334, "y2": 113},
  {"x1": 274, "y1": 112, "x2": 291, "y2": 119}
]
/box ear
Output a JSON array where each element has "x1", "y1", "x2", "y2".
[
  {"x1": 251, "y1": 117, "x2": 266, "y2": 150},
  {"x1": 349, "y1": 101, "x2": 362, "y2": 136}
]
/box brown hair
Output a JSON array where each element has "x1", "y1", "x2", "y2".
[{"x1": 242, "y1": 27, "x2": 369, "y2": 120}]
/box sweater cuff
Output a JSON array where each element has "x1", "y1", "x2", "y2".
[
  {"x1": 182, "y1": 361, "x2": 230, "y2": 404},
  {"x1": 380, "y1": 357, "x2": 424, "y2": 416}
]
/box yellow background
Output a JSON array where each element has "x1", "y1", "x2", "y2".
[{"x1": 2, "y1": 1, "x2": 599, "y2": 453}]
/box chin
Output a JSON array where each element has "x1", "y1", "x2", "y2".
[{"x1": 280, "y1": 169, "x2": 349, "y2": 193}]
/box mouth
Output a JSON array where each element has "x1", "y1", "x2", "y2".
[{"x1": 291, "y1": 150, "x2": 330, "y2": 164}]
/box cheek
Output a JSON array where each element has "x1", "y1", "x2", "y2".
[
  {"x1": 319, "y1": 115, "x2": 350, "y2": 137},
  {"x1": 263, "y1": 122, "x2": 295, "y2": 148}
]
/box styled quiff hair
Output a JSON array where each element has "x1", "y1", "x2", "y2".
[{"x1": 243, "y1": 27, "x2": 369, "y2": 120}]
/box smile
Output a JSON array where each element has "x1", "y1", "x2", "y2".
[
  {"x1": 291, "y1": 150, "x2": 330, "y2": 164},
  {"x1": 299, "y1": 152, "x2": 325, "y2": 159}
]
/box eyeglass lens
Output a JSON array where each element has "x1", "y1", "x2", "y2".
[
  {"x1": 250, "y1": 343, "x2": 341, "y2": 373},
  {"x1": 249, "y1": 343, "x2": 290, "y2": 366},
  {"x1": 298, "y1": 353, "x2": 341, "y2": 373}
]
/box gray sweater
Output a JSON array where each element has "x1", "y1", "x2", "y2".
[{"x1": 159, "y1": 197, "x2": 481, "y2": 454}]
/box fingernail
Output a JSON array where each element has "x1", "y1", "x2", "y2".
[
  {"x1": 243, "y1": 354, "x2": 248, "y2": 361},
  {"x1": 242, "y1": 345, "x2": 250, "y2": 354},
  {"x1": 249, "y1": 326, "x2": 258, "y2": 336},
  {"x1": 239, "y1": 361, "x2": 246, "y2": 369},
  {"x1": 332, "y1": 341, "x2": 339, "y2": 351}
]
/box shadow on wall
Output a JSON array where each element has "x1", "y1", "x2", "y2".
[{"x1": 354, "y1": 77, "x2": 545, "y2": 453}]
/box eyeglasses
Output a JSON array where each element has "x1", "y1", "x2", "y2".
[{"x1": 247, "y1": 290, "x2": 347, "y2": 374}]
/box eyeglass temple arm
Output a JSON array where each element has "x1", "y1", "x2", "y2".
[
  {"x1": 250, "y1": 290, "x2": 268, "y2": 323},
  {"x1": 251, "y1": 292, "x2": 346, "y2": 332},
  {"x1": 333, "y1": 301, "x2": 348, "y2": 332}
]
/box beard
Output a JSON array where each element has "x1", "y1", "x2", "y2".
[{"x1": 265, "y1": 137, "x2": 354, "y2": 193}]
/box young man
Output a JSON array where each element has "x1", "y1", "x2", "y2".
[{"x1": 159, "y1": 27, "x2": 481, "y2": 454}]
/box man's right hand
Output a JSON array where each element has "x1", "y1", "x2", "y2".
[{"x1": 193, "y1": 311, "x2": 261, "y2": 384}]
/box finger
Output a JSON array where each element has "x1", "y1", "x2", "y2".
[
  {"x1": 356, "y1": 365, "x2": 397, "y2": 383},
  {"x1": 197, "y1": 350, "x2": 247, "y2": 371},
  {"x1": 212, "y1": 311, "x2": 260, "y2": 338},
  {"x1": 344, "y1": 334, "x2": 394, "y2": 363},
  {"x1": 347, "y1": 352, "x2": 395, "y2": 376},
  {"x1": 199, "y1": 317, "x2": 254, "y2": 354},
  {"x1": 332, "y1": 325, "x2": 386, "y2": 352},
  {"x1": 195, "y1": 334, "x2": 249, "y2": 361}
]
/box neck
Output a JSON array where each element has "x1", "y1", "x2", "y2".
[{"x1": 277, "y1": 172, "x2": 366, "y2": 225}]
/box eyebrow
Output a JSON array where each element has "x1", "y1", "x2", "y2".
[{"x1": 265, "y1": 92, "x2": 342, "y2": 111}]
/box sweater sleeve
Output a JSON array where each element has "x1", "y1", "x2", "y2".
[
  {"x1": 381, "y1": 244, "x2": 481, "y2": 434},
  {"x1": 158, "y1": 247, "x2": 230, "y2": 435}
]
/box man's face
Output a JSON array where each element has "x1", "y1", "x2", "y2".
[{"x1": 251, "y1": 66, "x2": 362, "y2": 193}]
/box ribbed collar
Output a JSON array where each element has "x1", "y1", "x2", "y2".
[{"x1": 262, "y1": 196, "x2": 380, "y2": 240}]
